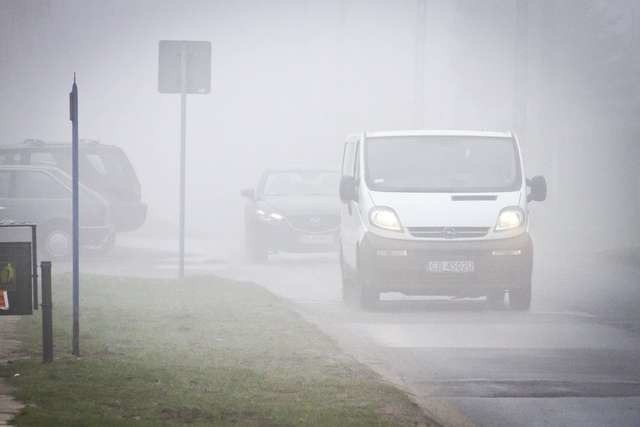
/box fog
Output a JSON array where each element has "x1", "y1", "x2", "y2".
[
  {"x1": 2, "y1": 0, "x2": 637, "y2": 251},
  {"x1": 1, "y1": 2, "x2": 640, "y2": 425}
]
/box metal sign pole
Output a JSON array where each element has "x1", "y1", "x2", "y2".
[
  {"x1": 179, "y1": 44, "x2": 187, "y2": 279},
  {"x1": 70, "y1": 74, "x2": 80, "y2": 357},
  {"x1": 158, "y1": 40, "x2": 211, "y2": 279}
]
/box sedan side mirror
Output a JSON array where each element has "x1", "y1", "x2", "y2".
[
  {"x1": 240, "y1": 188, "x2": 255, "y2": 200},
  {"x1": 339, "y1": 176, "x2": 357, "y2": 202},
  {"x1": 527, "y1": 176, "x2": 547, "y2": 202}
]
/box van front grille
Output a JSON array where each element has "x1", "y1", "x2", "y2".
[{"x1": 407, "y1": 226, "x2": 490, "y2": 239}]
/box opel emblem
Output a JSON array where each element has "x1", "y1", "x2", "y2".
[{"x1": 443, "y1": 227, "x2": 457, "y2": 239}]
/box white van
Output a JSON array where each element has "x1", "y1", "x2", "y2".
[{"x1": 338, "y1": 130, "x2": 546, "y2": 310}]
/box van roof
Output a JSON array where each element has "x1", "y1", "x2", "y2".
[{"x1": 349, "y1": 130, "x2": 514, "y2": 140}]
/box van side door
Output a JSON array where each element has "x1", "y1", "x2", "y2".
[{"x1": 340, "y1": 139, "x2": 359, "y2": 268}]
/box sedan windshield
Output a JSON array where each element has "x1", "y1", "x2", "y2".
[
  {"x1": 262, "y1": 171, "x2": 339, "y2": 196},
  {"x1": 365, "y1": 136, "x2": 521, "y2": 192}
]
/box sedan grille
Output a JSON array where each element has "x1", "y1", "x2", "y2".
[
  {"x1": 407, "y1": 226, "x2": 490, "y2": 239},
  {"x1": 286, "y1": 215, "x2": 340, "y2": 233}
]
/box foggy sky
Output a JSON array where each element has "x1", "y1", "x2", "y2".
[{"x1": 1, "y1": 0, "x2": 638, "y2": 249}]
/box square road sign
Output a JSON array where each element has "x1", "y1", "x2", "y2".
[{"x1": 159, "y1": 40, "x2": 211, "y2": 94}]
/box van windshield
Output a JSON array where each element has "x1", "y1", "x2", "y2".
[{"x1": 365, "y1": 136, "x2": 521, "y2": 193}]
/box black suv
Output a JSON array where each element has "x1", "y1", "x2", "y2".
[
  {"x1": 0, "y1": 165, "x2": 113, "y2": 259},
  {"x1": 0, "y1": 139, "x2": 146, "y2": 232}
]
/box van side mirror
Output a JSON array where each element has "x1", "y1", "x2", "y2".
[
  {"x1": 527, "y1": 176, "x2": 547, "y2": 202},
  {"x1": 240, "y1": 188, "x2": 255, "y2": 200},
  {"x1": 339, "y1": 176, "x2": 357, "y2": 202}
]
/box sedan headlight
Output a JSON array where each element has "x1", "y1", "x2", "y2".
[
  {"x1": 369, "y1": 207, "x2": 403, "y2": 232},
  {"x1": 495, "y1": 207, "x2": 525, "y2": 231},
  {"x1": 256, "y1": 209, "x2": 284, "y2": 222}
]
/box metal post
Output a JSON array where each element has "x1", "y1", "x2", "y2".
[
  {"x1": 41, "y1": 261, "x2": 53, "y2": 363},
  {"x1": 414, "y1": 0, "x2": 426, "y2": 128},
  {"x1": 513, "y1": 0, "x2": 529, "y2": 138},
  {"x1": 70, "y1": 74, "x2": 80, "y2": 356},
  {"x1": 179, "y1": 44, "x2": 187, "y2": 279},
  {"x1": 31, "y1": 225, "x2": 38, "y2": 310}
]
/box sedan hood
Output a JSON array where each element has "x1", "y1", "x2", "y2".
[
  {"x1": 367, "y1": 190, "x2": 522, "y2": 228},
  {"x1": 261, "y1": 195, "x2": 340, "y2": 216}
]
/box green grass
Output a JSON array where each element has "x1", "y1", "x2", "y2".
[{"x1": 0, "y1": 274, "x2": 433, "y2": 426}]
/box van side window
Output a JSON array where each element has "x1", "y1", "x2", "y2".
[
  {"x1": 341, "y1": 142, "x2": 356, "y2": 177},
  {"x1": 353, "y1": 141, "x2": 360, "y2": 179},
  {"x1": 14, "y1": 171, "x2": 69, "y2": 199}
]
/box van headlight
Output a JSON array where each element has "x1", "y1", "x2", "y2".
[
  {"x1": 495, "y1": 207, "x2": 525, "y2": 232},
  {"x1": 369, "y1": 207, "x2": 403, "y2": 232}
]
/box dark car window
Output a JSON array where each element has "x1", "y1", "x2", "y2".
[
  {"x1": 0, "y1": 152, "x2": 19, "y2": 165},
  {"x1": 80, "y1": 147, "x2": 139, "y2": 200},
  {"x1": 0, "y1": 171, "x2": 10, "y2": 197},
  {"x1": 30, "y1": 152, "x2": 58, "y2": 167},
  {"x1": 14, "y1": 171, "x2": 69, "y2": 199}
]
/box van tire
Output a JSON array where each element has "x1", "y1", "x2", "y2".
[
  {"x1": 339, "y1": 248, "x2": 353, "y2": 304},
  {"x1": 509, "y1": 280, "x2": 532, "y2": 311},
  {"x1": 41, "y1": 221, "x2": 72, "y2": 261},
  {"x1": 355, "y1": 249, "x2": 378, "y2": 309},
  {"x1": 486, "y1": 290, "x2": 506, "y2": 309}
]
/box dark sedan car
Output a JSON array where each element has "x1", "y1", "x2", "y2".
[{"x1": 241, "y1": 170, "x2": 340, "y2": 262}]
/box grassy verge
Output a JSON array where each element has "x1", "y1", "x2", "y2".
[{"x1": 0, "y1": 274, "x2": 433, "y2": 426}]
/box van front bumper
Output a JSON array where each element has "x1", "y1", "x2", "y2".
[{"x1": 359, "y1": 232, "x2": 533, "y2": 296}]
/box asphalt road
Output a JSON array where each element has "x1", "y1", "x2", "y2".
[{"x1": 78, "y1": 236, "x2": 640, "y2": 427}]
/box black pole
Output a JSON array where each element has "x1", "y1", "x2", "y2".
[
  {"x1": 41, "y1": 261, "x2": 53, "y2": 364},
  {"x1": 31, "y1": 225, "x2": 38, "y2": 311},
  {"x1": 70, "y1": 74, "x2": 80, "y2": 357}
]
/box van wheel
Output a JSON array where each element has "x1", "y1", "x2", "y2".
[
  {"x1": 340, "y1": 248, "x2": 354, "y2": 304},
  {"x1": 509, "y1": 280, "x2": 532, "y2": 311},
  {"x1": 355, "y1": 278, "x2": 379, "y2": 309},
  {"x1": 41, "y1": 221, "x2": 72, "y2": 261},
  {"x1": 355, "y1": 250, "x2": 378, "y2": 309}
]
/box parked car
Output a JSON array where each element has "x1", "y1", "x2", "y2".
[
  {"x1": 0, "y1": 165, "x2": 114, "y2": 260},
  {"x1": 241, "y1": 170, "x2": 341, "y2": 262},
  {"x1": 0, "y1": 139, "x2": 146, "y2": 232},
  {"x1": 338, "y1": 130, "x2": 547, "y2": 309}
]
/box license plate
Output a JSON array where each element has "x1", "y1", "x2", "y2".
[
  {"x1": 427, "y1": 260, "x2": 475, "y2": 273},
  {"x1": 299, "y1": 234, "x2": 334, "y2": 245}
]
